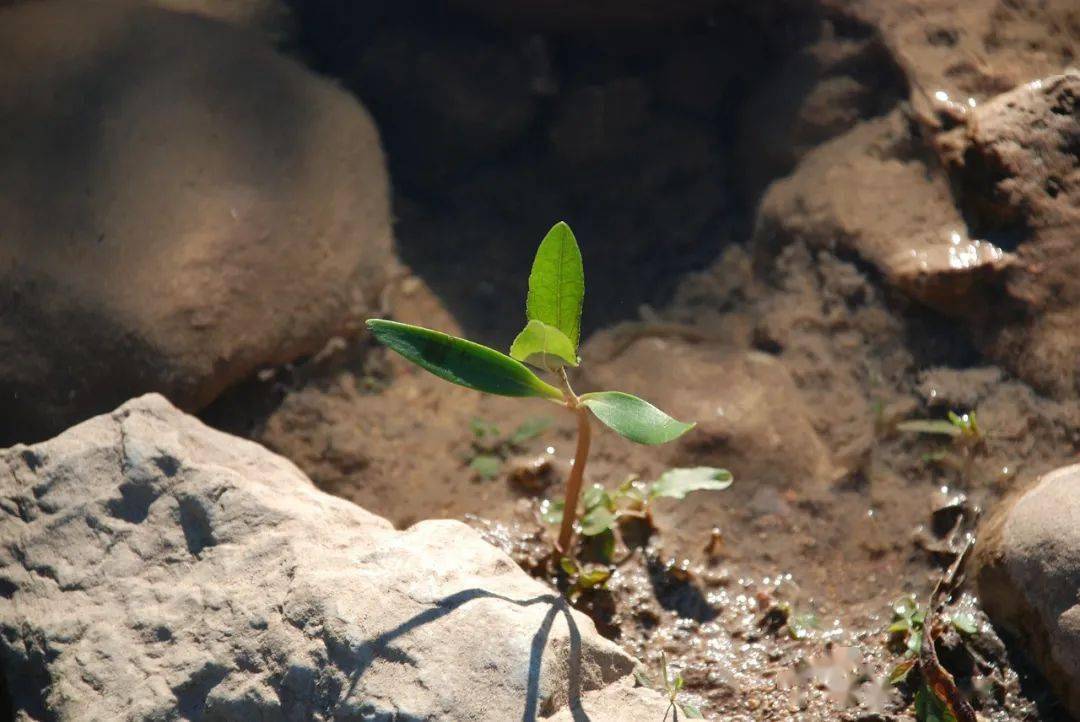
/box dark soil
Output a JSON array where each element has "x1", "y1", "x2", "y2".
[{"x1": 204, "y1": 2, "x2": 1080, "y2": 719}]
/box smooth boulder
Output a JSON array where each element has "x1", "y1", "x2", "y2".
[
  {"x1": 973, "y1": 464, "x2": 1080, "y2": 719},
  {"x1": 0, "y1": 394, "x2": 661, "y2": 720},
  {"x1": 0, "y1": 0, "x2": 394, "y2": 444}
]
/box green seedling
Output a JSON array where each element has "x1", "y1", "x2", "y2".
[
  {"x1": 541, "y1": 467, "x2": 731, "y2": 562},
  {"x1": 635, "y1": 652, "x2": 703, "y2": 720},
  {"x1": 558, "y1": 556, "x2": 612, "y2": 601},
  {"x1": 467, "y1": 416, "x2": 552, "y2": 479},
  {"x1": 897, "y1": 410, "x2": 986, "y2": 479},
  {"x1": 887, "y1": 594, "x2": 978, "y2": 685},
  {"x1": 897, "y1": 411, "x2": 981, "y2": 442},
  {"x1": 368, "y1": 222, "x2": 698, "y2": 554}
]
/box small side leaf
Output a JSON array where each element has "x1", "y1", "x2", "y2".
[
  {"x1": 510, "y1": 417, "x2": 552, "y2": 445},
  {"x1": 540, "y1": 499, "x2": 564, "y2": 525},
  {"x1": 914, "y1": 683, "x2": 959, "y2": 722},
  {"x1": 580, "y1": 391, "x2": 695, "y2": 445},
  {"x1": 526, "y1": 221, "x2": 585, "y2": 350},
  {"x1": 650, "y1": 467, "x2": 733, "y2": 500},
  {"x1": 679, "y1": 703, "x2": 704, "y2": 719},
  {"x1": 577, "y1": 567, "x2": 611, "y2": 589},
  {"x1": 580, "y1": 506, "x2": 615, "y2": 536},
  {"x1": 897, "y1": 419, "x2": 962, "y2": 437},
  {"x1": 367, "y1": 320, "x2": 563, "y2": 400},
  {"x1": 469, "y1": 455, "x2": 501, "y2": 479},
  {"x1": 509, "y1": 320, "x2": 579, "y2": 370}
]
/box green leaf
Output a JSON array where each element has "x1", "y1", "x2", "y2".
[
  {"x1": 510, "y1": 320, "x2": 579, "y2": 371},
  {"x1": 577, "y1": 567, "x2": 611, "y2": 589},
  {"x1": 949, "y1": 612, "x2": 978, "y2": 636},
  {"x1": 559, "y1": 556, "x2": 579, "y2": 576},
  {"x1": 897, "y1": 419, "x2": 962, "y2": 437},
  {"x1": 679, "y1": 702, "x2": 704, "y2": 719},
  {"x1": 580, "y1": 391, "x2": 695, "y2": 445},
  {"x1": 367, "y1": 320, "x2": 563, "y2": 400},
  {"x1": 580, "y1": 505, "x2": 615, "y2": 536},
  {"x1": 470, "y1": 418, "x2": 500, "y2": 439},
  {"x1": 526, "y1": 221, "x2": 585, "y2": 350},
  {"x1": 582, "y1": 483, "x2": 612, "y2": 512},
  {"x1": 633, "y1": 669, "x2": 655, "y2": 689},
  {"x1": 787, "y1": 612, "x2": 819, "y2": 640},
  {"x1": 469, "y1": 455, "x2": 501, "y2": 479},
  {"x1": 914, "y1": 683, "x2": 959, "y2": 722},
  {"x1": 649, "y1": 467, "x2": 733, "y2": 500},
  {"x1": 889, "y1": 659, "x2": 916, "y2": 685},
  {"x1": 510, "y1": 417, "x2": 552, "y2": 445},
  {"x1": 540, "y1": 499, "x2": 564, "y2": 525}
]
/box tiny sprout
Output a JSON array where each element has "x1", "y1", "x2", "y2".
[
  {"x1": 466, "y1": 416, "x2": 552, "y2": 479},
  {"x1": 896, "y1": 410, "x2": 981, "y2": 442},
  {"x1": 542, "y1": 467, "x2": 732, "y2": 563},
  {"x1": 635, "y1": 652, "x2": 703, "y2": 720},
  {"x1": 368, "y1": 222, "x2": 707, "y2": 555}
]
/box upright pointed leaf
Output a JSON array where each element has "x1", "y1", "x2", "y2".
[
  {"x1": 509, "y1": 320, "x2": 579, "y2": 371},
  {"x1": 526, "y1": 221, "x2": 585, "y2": 350},
  {"x1": 580, "y1": 391, "x2": 695, "y2": 445},
  {"x1": 367, "y1": 319, "x2": 563, "y2": 400}
]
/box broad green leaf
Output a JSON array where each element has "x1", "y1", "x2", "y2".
[
  {"x1": 367, "y1": 320, "x2": 563, "y2": 400},
  {"x1": 580, "y1": 391, "x2": 695, "y2": 445},
  {"x1": 509, "y1": 416, "x2": 552, "y2": 445},
  {"x1": 580, "y1": 505, "x2": 615, "y2": 536},
  {"x1": 526, "y1": 221, "x2": 585, "y2": 350},
  {"x1": 510, "y1": 320, "x2": 579, "y2": 370},
  {"x1": 469, "y1": 455, "x2": 501, "y2": 479},
  {"x1": 649, "y1": 467, "x2": 732, "y2": 500},
  {"x1": 897, "y1": 419, "x2": 961, "y2": 437}
]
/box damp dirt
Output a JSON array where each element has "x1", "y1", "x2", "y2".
[{"x1": 201, "y1": 2, "x2": 1080, "y2": 718}]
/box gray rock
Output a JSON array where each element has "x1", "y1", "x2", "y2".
[
  {"x1": 0, "y1": 0, "x2": 394, "y2": 444},
  {"x1": 973, "y1": 463, "x2": 1080, "y2": 718},
  {"x1": 0, "y1": 394, "x2": 655, "y2": 720}
]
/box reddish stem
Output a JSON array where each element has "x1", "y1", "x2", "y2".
[{"x1": 556, "y1": 406, "x2": 591, "y2": 554}]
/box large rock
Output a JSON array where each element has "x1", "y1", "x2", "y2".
[
  {"x1": 753, "y1": 109, "x2": 1015, "y2": 316},
  {"x1": 151, "y1": 0, "x2": 294, "y2": 41},
  {"x1": 0, "y1": 0, "x2": 394, "y2": 444},
  {"x1": 973, "y1": 464, "x2": 1080, "y2": 719},
  {"x1": 0, "y1": 394, "x2": 663, "y2": 720},
  {"x1": 940, "y1": 71, "x2": 1080, "y2": 397}
]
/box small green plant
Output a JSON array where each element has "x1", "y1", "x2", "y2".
[
  {"x1": 897, "y1": 411, "x2": 981, "y2": 443},
  {"x1": 541, "y1": 467, "x2": 732, "y2": 561},
  {"x1": 467, "y1": 416, "x2": 552, "y2": 479},
  {"x1": 368, "y1": 222, "x2": 713, "y2": 554},
  {"x1": 635, "y1": 652, "x2": 703, "y2": 719},
  {"x1": 897, "y1": 410, "x2": 986, "y2": 476}
]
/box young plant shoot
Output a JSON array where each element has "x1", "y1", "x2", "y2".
[{"x1": 367, "y1": 221, "x2": 700, "y2": 554}]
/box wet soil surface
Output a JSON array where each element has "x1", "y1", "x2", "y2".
[
  {"x1": 206, "y1": 241, "x2": 1080, "y2": 720},
  {"x1": 201, "y1": 2, "x2": 1080, "y2": 718}
]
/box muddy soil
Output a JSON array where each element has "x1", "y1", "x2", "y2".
[
  {"x1": 206, "y1": 241, "x2": 1079, "y2": 720},
  {"x1": 203, "y1": 2, "x2": 1080, "y2": 719}
]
